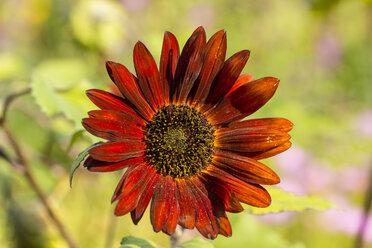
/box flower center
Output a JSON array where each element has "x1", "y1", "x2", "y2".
[{"x1": 144, "y1": 105, "x2": 215, "y2": 178}]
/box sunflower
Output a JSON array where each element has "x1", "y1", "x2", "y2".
[{"x1": 82, "y1": 26, "x2": 293, "y2": 239}]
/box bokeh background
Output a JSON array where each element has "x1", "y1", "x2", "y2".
[{"x1": 1, "y1": 0, "x2": 372, "y2": 247}]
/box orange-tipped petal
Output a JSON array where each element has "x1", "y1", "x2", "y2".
[{"x1": 208, "y1": 77, "x2": 279, "y2": 125}]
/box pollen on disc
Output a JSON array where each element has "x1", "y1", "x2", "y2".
[{"x1": 144, "y1": 104, "x2": 215, "y2": 178}]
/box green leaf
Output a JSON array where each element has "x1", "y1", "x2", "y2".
[
  {"x1": 69, "y1": 142, "x2": 103, "y2": 187},
  {"x1": 244, "y1": 187, "x2": 335, "y2": 214},
  {"x1": 31, "y1": 59, "x2": 94, "y2": 129},
  {"x1": 119, "y1": 236, "x2": 158, "y2": 248},
  {"x1": 66, "y1": 130, "x2": 85, "y2": 152},
  {"x1": 176, "y1": 237, "x2": 214, "y2": 248}
]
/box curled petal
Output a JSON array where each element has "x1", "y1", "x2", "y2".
[{"x1": 208, "y1": 77, "x2": 279, "y2": 125}]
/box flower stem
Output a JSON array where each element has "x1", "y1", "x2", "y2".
[
  {"x1": 170, "y1": 225, "x2": 184, "y2": 248},
  {"x1": 0, "y1": 89, "x2": 78, "y2": 248}
]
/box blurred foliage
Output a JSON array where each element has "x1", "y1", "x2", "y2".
[
  {"x1": 244, "y1": 187, "x2": 335, "y2": 214},
  {"x1": 1, "y1": 0, "x2": 372, "y2": 247},
  {"x1": 119, "y1": 236, "x2": 213, "y2": 248}
]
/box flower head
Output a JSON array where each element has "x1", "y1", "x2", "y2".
[{"x1": 82, "y1": 27, "x2": 293, "y2": 239}]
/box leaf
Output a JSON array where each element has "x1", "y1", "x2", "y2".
[
  {"x1": 66, "y1": 130, "x2": 85, "y2": 152},
  {"x1": 176, "y1": 237, "x2": 214, "y2": 248},
  {"x1": 31, "y1": 59, "x2": 94, "y2": 129},
  {"x1": 119, "y1": 236, "x2": 158, "y2": 248},
  {"x1": 244, "y1": 187, "x2": 335, "y2": 214},
  {"x1": 69, "y1": 142, "x2": 103, "y2": 187},
  {"x1": 215, "y1": 214, "x2": 305, "y2": 248}
]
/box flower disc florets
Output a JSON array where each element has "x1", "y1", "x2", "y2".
[{"x1": 144, "y1": 104, "x2": 215, "y2": 178}]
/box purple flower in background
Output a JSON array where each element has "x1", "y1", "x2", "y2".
[
  {"x1": 354, "y1": 110, "x2": 372, "y2": 137},
  {"x1": 316, "y1": 32, "x2": 341, "y2": 69}
]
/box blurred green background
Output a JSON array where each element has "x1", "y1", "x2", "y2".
[{"x1": 1, "y1": 0, "x2": 372, "y2": 247}]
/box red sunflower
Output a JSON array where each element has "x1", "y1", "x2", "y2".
[{"x1": 82, "y1": 26, "x2": 293, "y2": 239}]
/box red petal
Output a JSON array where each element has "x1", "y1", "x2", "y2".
[
  {"x1": 227, "y1": 118, "x2": 293, "y2": 133},
  {"x1": 216, "y1": 129, "x2": 290, "y2": 153},
  {"x1": 133, "y1": 171, "x2": 160, "y2": 223},
  {"x1": 216, "y1": 214, "x2": 232, "y2": 237},
  {"x1": 174, "y1": 26, "x2": 206, "y2": 104},
  {"x1": 89, "y1": 141, "x2": 145, "y2": 162},
  {"x1": 151, "y1": 176, "x2": 173, "y2": 232},
  {"x1": 134, "y1": 42, "x2": 163, "y2": 109},
  {"x1": 86, "y1": 89, "x2": 143, "y2": 122},
  {"x1": 112, "y1": 164, "x2": 150, "y2": 202},
  {"x1": 226, "y1": 73, "x2": 254, "y2": 95},
  {"x1": 207, "y1": 77, "x2": 279, "y2": 125},
  {"x1": 243, "y1": 141, "x2": 292, "y2": 160},
  {"x1": 82, "y1": 118, "x2": 143, "y2": 142},
  {"x1": 162, "y1": 179, "x2": 179, "y2": 235},
  {"x1": 160, "y1": 31, "x2": 180, "y2": 105},
  {"x1": 176, "y1": 179, "x2": 196, "y2": 229},
  {"x1": 213, "y1": 151, "x2": 280, "y2": 185},
  {"x1": 202, "y1": 50, "x2": 250, "y2": 111},
  {"x1": 106, "y1": 61, "x2": 154, "y2": 120},
  {"x1": 206, "y1": 165, "x2": 271, "y2": 207},
  {"x1": 199, "y1": 174, "x2": 243, "y2": 213},
  {"x1": 84, "y1": 156, "x2": 143, "y2": 172},
  {"x1": 88, "y1": 109, "x2": 145, "y2": 126},
  {"x1": 114, "y1": 165, "x2": 154, "y2": 216},
  {"x1": 188, "y1": 178, "x2": 218, "y2": 239},
  {"x1": 189, "y1": 30, "x2": 227, "y2": 106}
]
